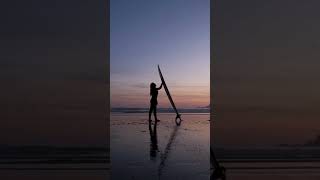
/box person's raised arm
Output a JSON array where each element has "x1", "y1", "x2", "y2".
[{"x1": 156, "y1": 83, "x2": 163, "y2": 90}]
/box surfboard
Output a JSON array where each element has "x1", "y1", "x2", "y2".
[{"x1": 158, "y1": 65, "x2": 182, "y2": 125}]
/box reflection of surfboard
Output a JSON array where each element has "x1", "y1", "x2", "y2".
[{"x1": 158, "y1": 65, "x2": 182, "y2": 125}]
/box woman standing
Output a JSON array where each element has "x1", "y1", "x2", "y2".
[{"x1": 149, "y1": 82, "x2": 162, "y2": 122}]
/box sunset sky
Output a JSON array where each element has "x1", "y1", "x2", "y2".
[{"x1": 111, "y1": 0, "x2": 210, "y2": 108}]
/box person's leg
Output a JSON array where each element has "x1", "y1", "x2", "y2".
[
  {"x1": 149, "y1": 104, "x2": 153, "y2": 121},
  {"x1": 154, "y1": 105, "x2": 159, "y2": 121}
]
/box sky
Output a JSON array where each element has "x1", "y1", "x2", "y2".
[
  {"x1": 0, "y1": 0, "x2": 108, "y2": 146},
  {"x1": 212, "y1": 0, "x2": 320, "y2": 147},
  {"x1": 111, "y1": 0, "x2": 210, "y2": 108}
]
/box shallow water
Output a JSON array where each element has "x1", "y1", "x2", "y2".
[{"x1": 111, "y1": 113, "x2": 210, "y2": 180}]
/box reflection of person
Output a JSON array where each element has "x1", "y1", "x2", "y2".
[
  {"x1": 149, "y1": 82, "x2": 162, "y2": 122},
  {"x1": 149, "y1": 120, "x2": 158, "y2": 160},
  {"x1": 211, "y1": 166, "x2": 226, "y2": 180},
  {"x1": 211, "y1": 147, "x2": 226, "y2": 180}
]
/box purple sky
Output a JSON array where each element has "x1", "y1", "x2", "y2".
[{"x1": 111, "y1": 0, "x2": 210, "y2": 108}]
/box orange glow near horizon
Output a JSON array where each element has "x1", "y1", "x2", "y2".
[{"x1": 111, "y1": 82, "x2": 209, "y2": 108}]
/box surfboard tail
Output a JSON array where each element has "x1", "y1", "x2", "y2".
[{"x1": 175, "y1": 114, "x2": 182, "y2": 126}]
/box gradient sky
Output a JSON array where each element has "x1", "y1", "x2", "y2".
[
  {"x1": 212, "y1": 0, "x2": 320, "y2": 147},
  {"x1": 111, "y1": 0, "x2": 210, "y2": 108}
]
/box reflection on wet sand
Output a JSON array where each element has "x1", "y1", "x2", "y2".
[
  {"x1": 148, "y1": 119, "x2": 181, "y2": 179},
  {"x1": 111, "y1": 113, "x2": 210, "y2": 180},
  {"x1": 157, "y1": 122, "x2": 179, "y2": 179},
  {"x1": 211, "y1": 147, "x2": 226, "y2": 180},
  {"x1": 149, "y1": 121, "x2": 159, "y2": 160}
]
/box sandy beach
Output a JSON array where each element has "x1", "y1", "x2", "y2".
[{"x1": 111, "y1": 112, "x2": 210, "y2": 180}]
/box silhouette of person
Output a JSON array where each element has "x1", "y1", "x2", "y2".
[
  {"x1": 149, "y1": 120, "x2": 159, "y2": 160},
  {"x1": 149, "y1": 82, "x2": 162, "y2": 122}
]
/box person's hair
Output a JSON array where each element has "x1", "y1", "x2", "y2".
[{"x1": 150, "y1": 82, "x2": 156, "y2": 95}]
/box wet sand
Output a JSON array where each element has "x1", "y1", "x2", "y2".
[
  {"x1": 226, "y1": 169, "x2": 320, "y2": 179},
  {"x1": 211, "y1": 106, "x2": 320, "y2": 179},
  {"x1": 0, "y1": 171, "x2": 109, "y2": 180},
  {"x1": 0, "y1": 146, "x2": 109, "y2": 180},
  {"x1": 111, "y1": 113, "x2": 210, "y2": 180}
]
